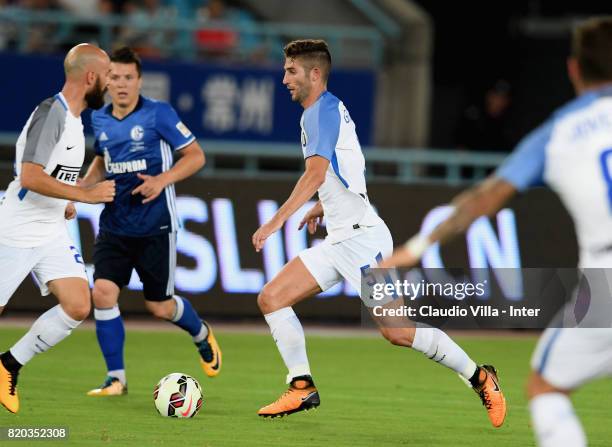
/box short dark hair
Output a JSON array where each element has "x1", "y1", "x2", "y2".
[
  {"x1": 572, "y1": 17, "x2": 612, "y2": 83},
  {"x1": 283, "y1": 39, "x2": 332, "y2": 81},
  {"x1": 110, "y1": 46, "x2": 142, "y2": 77}
]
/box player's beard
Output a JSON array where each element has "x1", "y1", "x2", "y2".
[
  {"x1": 85, "y1": 78, "x2": 107, "y2": 110},
  {"x1": 293, "y1": 82, "x2": 311, "y2": 104}
]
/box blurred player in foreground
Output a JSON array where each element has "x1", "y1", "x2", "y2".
[
  {"x1": 251, "y1": 39, "x2": 506, "y2": 426},
  {"x1": 381, "y1": 17, "x2": 612, "y2": 447},
  {"x1": 0, "y1": 44, "x2": 114, "y2": 414},
  {"x1": 81, "y1": 47, "x2": 219, "y2": 397}
]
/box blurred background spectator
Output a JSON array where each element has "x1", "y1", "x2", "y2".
[
  {"x1": 195, "y1": 0, "x2": 239, "y2": 59},
  {"x1": 454, "y1": 79, "x2": 517, "y2": 152},
  {"x1": 117, "y1": 0, "x2": 176, "y2": 58},
  {"x1": 58, "y1": 0, "x2": 114, "y2": 52},
  {"x1": 195, "y1": 0, "x2": 274, "y2": 62},
  {"x1": 1, "y1": 0, "x2": 611, "y2": 157},
  {"x1": 13, "y1": 0, "x2": 64, "y2": 53},
  {"x1": 58, "y1": 0, "x2": 101, "y2": 17}
]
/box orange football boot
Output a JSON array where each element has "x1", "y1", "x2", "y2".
[
  {"x1": 258, "y1": 376, "x2": 320, "y2": 418},
  {"x1": 473, "y1": 364, "x2": 507, "y2": 428},
  {"x1": 0, "y1": 357, "x2": 19, "y2": 414},
  {"x1": 87, "y1": 377, "x2": 128, "y2": 396},
  {"x1": 196, "y1": 321, "x2": 222, "y2": 377}
]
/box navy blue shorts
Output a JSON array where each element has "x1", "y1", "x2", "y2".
[{"x1": 93, "y1": 231, "x2": 176, "y2": 301}]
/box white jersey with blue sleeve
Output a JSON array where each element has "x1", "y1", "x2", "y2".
[
  {"x1": 0, "y1": 93, "x2": 85, "y2": 248},
  {"x1": 496, "y1": 86, "x2": 612, "y2": 267},
  {"x1": 300, "y1": 91, "x2": 383, "y2": 243}
]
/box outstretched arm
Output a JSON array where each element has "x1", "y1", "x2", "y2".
[
  {"x1": 431, "y1": 177, "x2": 517, "y2": 245},
  {"x1": 252, "y1": 156, "x2": 328, "y2": 251},
  {"x1": 379, "y1": 177, "x2": 517, "y2": 267}
]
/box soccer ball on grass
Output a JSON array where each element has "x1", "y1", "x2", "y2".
[{"x1": 153, "y1": 373, "x2": 203, "y2": 418}]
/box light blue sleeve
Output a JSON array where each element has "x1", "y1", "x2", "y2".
[
  {"x1": 303, "y1": 95, "x2": 340, "y2": 160},
  {"x1": 495, "y1": 119, "x2": 554, "y2": 191}
]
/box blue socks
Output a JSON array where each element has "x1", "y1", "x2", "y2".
[
  {"x1": 171, "y1": 295, "x2": 208, "y2": 341},
  {"x1": 94, "y1": 297, "x2": 208, "y2": 386},
  {"x1": 94, "y1": 305, "x2": 126, "y2": 384}
]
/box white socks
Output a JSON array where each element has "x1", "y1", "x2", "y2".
[
  {"x1": 530, "y1": 393, "x2": 586, "y2": 447},
  {"x1": 10, "y1": 304, "x2": 82, "y2": 366},
  {"x1": 193, "y1": 324, "x2": 209, "y2": 343},
  {"x1": 263, "y1": 311, "x2": 475, "y2": 384},
  {"x1": 411, "y1": 326, "x2": 477, "y2": 380},
  {"x1": 108, "y1": 369, "x2": 127, "y2": 385},
  {"x1": 93, "y1": 306, "x2": 120, "y2": 321},
  {"x1": 264, "y1": 307, "x2": 311, "y2": 383}
]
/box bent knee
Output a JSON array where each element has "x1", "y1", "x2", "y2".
[
  {"x1": 146, "y1": 300, "x2": 174, "y2": 320},
  {"x1": 92, "y1": 282, "x2": 119, "y2": 308},
  {"x1": 527, "y1": 371, "x2": 564, "y2": 399},
  {"x1": 257, "y1": 284, "x2": 281, "y2": 314},
  {"x1": 91, "y1": 288, "x2": 111, "y2": 307},
  {"x1": 380, "y1": 327, "x2": 414, "y2": 347},
  {"x1": 63, "y1": 299, "x2": 91, "y2": 321},
  {"x1": 149, "y1": 306, "x2": 171, "y2": 319}
]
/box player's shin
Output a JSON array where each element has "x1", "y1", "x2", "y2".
[
  {"x1": 264, "y1": 307, "x2": 311, "y2": 383},
  {"x1": 10, "y1": 304, "x2": 82, "y2": 366},
  {"x1": 530, "y1": 393, "x2": 586, "y2": 447},
  {"x1": 258, "y1": 306, "x2": 319, "y2": 417},
  {"x1": 410, "y1": 325, "x2": 506, "y2": 427},
  {"x1": 170, "y1": 295, "x2": 207, "y2": 339},
  {"x1": 411, "y1": 325, "x2": 477, "y2": 380},
  {"x1": 94, "y1": 305, "x2": 126, "y2": 384}
]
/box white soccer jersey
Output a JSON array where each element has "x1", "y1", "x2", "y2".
[
  {"x1": 497, "y1": 86, "x2": 612, "y2": 268},
  {"x1": 300, "y1": 91, "x2": 383, "y2": 243},
  {"x1": 0, "y1": 93, "x2": 85, "y2": 248}
]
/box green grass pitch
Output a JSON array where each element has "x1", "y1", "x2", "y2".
[{"x1": 1, "y1": 327, "x2": 611, "y2": 446}]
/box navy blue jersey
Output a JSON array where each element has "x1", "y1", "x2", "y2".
[{"x1": 91, "y1": 96, "x2": 195, "y2": 237}]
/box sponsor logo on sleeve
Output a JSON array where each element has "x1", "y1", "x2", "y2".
[
  {"x1": 176, "y1": 121, "x2": 192, "y2": 138},
  {"x1": 50, "y1": 164, "x2": 81, "y2": 184}
]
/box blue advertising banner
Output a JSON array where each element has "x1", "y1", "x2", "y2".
[
  {"x1": 0, "y1": 52, "x2": 375, "y2": 144},
  {"x1": 0, "y1": 169, "x2": 579, "y2": 321}
]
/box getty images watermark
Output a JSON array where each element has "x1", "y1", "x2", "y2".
[
  {"x1": 360, "y1": 268, "x2": 612, "y2": 329},
  {"x1": 369, "y1": 278, "x2": 540, "y2": 319}
]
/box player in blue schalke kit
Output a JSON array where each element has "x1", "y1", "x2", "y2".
[{"x1": 82, "y1": 47, "x2": 221, "y2": 396}]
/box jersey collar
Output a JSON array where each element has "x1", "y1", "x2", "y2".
[
  {"x1": 54, "y1": 92, "x2": 69, "y2": 111},
  {"x1": 107, "y1": 95, "x2": 144, "y2": 121},
  {"x1": 54, "y1": 92, "x2": 79, "y2": 118},
  {"x1": 594, "y1": 84, "x2": 612, "y2": 98}
]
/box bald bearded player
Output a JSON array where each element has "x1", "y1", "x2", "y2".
[{"x1": 0, "y1": 43, "x2": 115, "y2": 414}]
